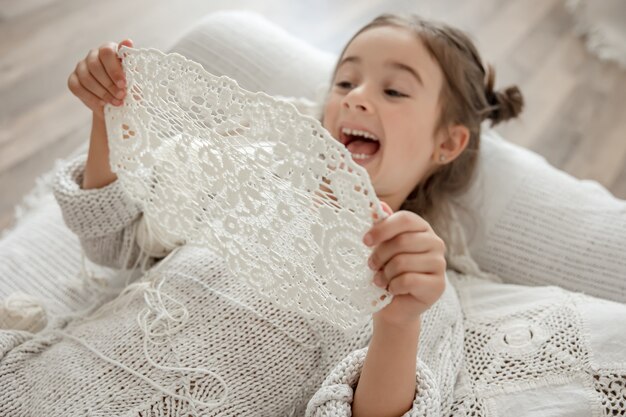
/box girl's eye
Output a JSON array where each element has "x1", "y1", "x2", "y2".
[
  {"x1": 385, "y1": 89, "x2": 407, "y2": 98},
  {"x1": 335, "y1": 81, "x2": 353, "y2": 89}
]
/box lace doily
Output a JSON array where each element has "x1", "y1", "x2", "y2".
[{"x1": 104, "y1": 46, "x2": 391, "y2": 330}]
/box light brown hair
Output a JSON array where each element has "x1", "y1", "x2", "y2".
[{"x1": 327, "y1": 13, "x2": 524, "y2": 231}]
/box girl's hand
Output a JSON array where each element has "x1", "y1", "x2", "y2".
[
  {"x1": 67, "y1": 39, "x2": 133, "y2": 120},
  {"x1": 69, "y1": 39, "x2": 133, "y2": 190},
  {"x1": 364, "y1": 202, "x2": 447, "y2": 328}
]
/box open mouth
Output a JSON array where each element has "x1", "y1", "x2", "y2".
[{"x1": 339, "y1": 127, "x2": 381, "y2": 163}]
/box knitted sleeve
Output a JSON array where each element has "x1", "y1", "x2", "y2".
[
  {"x1": 305, "y1": 347, "x2": 441, "y2": 416},
  {"x1": 52, "y1": 154, "x2": 165, "y2": 269}
]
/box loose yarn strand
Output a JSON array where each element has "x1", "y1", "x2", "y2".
[
  {"x1": 58, "y1": 246, "x2": 229, "y2": 410},
  {"x1": 56, "y1": 330, "x2": 227, "y2": 410}
]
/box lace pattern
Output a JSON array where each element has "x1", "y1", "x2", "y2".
[{"x1": 104, "y1": 47, "x2": 391, "y2": 330}]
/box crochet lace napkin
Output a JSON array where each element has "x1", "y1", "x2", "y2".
[{"x1": 104, "y1": 46, "x2": 391, "y2": 330}]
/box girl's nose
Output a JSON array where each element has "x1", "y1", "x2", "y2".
[
  {"x1": 343, "y1": 101, "x2": 370, "y2": 112},
  {"x1": 342, "y1": 88, "x2": 373, "y2": 113}
]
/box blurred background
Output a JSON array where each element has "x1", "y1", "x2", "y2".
[{"x1": 1, "y1": 0, "x2": 625, "y2": 233}]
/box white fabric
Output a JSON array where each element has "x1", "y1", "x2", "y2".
[
  {"x1": 452, "y1": 129, "x2": 626, "y2": 304},
  {"x1": 186, "y1": 12, "x2": 626, "y2": 305},
  {"x1": 104, "y1": 46, "x2": 391, "y2": 330},
  {"x1": 0, "y1": 293, "x2": 47, "y2": 333},
  {"x1": 169, "y1": 10, "x2": 335, "y2": 101},
  {"x1": 450, "y1": 274, "x2": 626, "y2": 417},
  {"x1": 0, "y1": 177, "x2": 119, "y2": 317}
]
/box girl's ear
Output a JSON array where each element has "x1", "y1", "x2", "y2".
[{"x1": 436, "y1": 124, "x2": 470, "y2": 163}]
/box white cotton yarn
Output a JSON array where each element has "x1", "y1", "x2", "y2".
[{"x1": 0, "y1": 292, "x2": 47, "y2": 333}]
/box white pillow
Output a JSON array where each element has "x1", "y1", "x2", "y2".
[
  {"x1": 452, "y1": 130, "x2": 626, "y2": 303},
  {"x1": 0, "y1": 185, "x2": 115, "y2": 317},
  {"x1": 169, "y1": 10, "x2": 335, "y2": 101}
]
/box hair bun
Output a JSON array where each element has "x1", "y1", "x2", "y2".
[{"x1": 484, "y1": 65, "x2": 524, "y2": 126}]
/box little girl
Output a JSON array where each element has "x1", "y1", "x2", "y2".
[
  {"x1": 317, "y1": 14, "x2": 522, "y2": 416},
  {"x1": 0, "y1": 13, "x2": 522, "y2": 417}
]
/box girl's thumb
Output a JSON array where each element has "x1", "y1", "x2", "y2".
[{"x1": 118, "y1": 39, "x2": 134, "y2": 50}]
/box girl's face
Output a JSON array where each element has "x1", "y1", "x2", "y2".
[{"x1": 323, "y1": 26, "x2": 446, "y2": 211}]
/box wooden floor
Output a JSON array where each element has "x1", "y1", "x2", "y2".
[{"x1": 1, "y1": 0, "x2": 625, "y2": 234}]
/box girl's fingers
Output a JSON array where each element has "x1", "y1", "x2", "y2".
[
  {"x1": 68, "y1": 72, "x2": 106, "y2": 111},
  {"x1": 85, "y1": 47, "x2": 119, "y2": 99},
  {"x1": 375, "y1": 253, "x2": 445, "y2": 286},
  {"x1": 100, "y1": 42, "x2": 127, "y2": 89},
  {"x1": 392, "y1": 254, "x2": 444, "y2": 278},
  {"x1": 386, "y1": 272, "x2": 446, "y2": 301},
  {"x1": 364, "y1": 211, "x2": 430, "y2": 247},
  {"x1": 67, "y1": 39, "x2": 133, "y2": 114},
  {"x1": 75, "y1": 60, "x2": 120, "y2": 105},
  {"x1": 118, "y1": 38, "x2": 134, "y2": 51},
  {"x1": 368, "y1": 231, "x2": 435, "y2": 271}
]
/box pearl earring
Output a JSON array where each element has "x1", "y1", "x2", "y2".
[{"x1": 439, "y1": 154, "x2": 446, "y2": 163}]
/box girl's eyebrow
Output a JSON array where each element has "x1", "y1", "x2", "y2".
[
  {"x1": 337, "y1": 55, "x2": 360, "y2": 70},
  {"x1": 386, "y1": 61, "x2": 424, "y2": 86},
  {"x1": 337, "y1": 55, "x2": 424, "y2": 86}
]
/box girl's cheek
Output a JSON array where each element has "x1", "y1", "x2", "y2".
[{"x1": 322, "y1": 102, "x2": 339, "y2": 129}]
